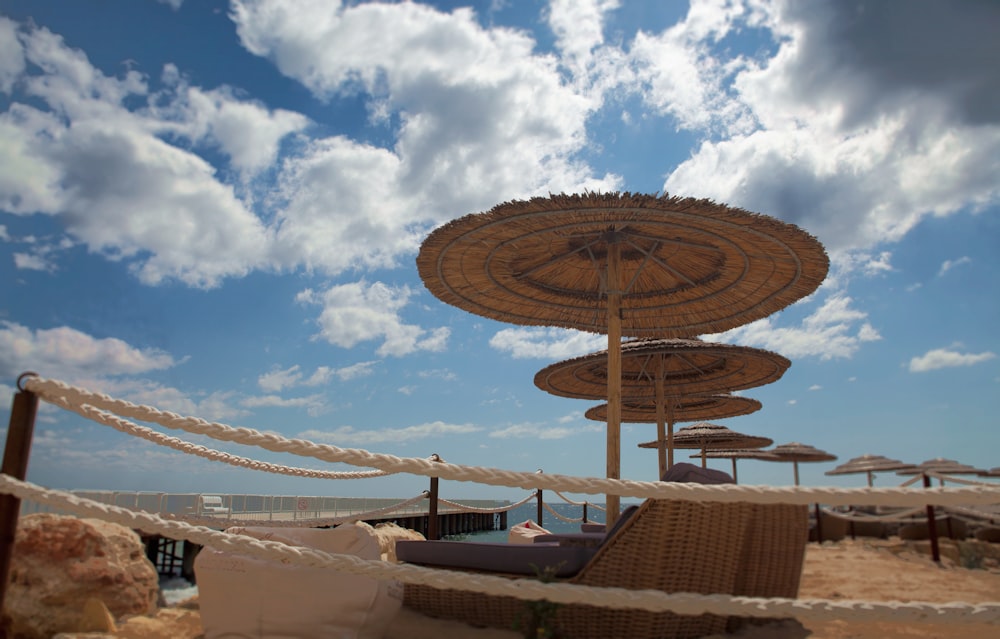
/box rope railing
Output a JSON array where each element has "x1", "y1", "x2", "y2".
[
  {"x1": 927, "y1": 471, "x2": 999, "y2": 488},
  {"x1": 3, "y1": 475, "x2": 999, "y2": 626},
  {"x1": 542, "y1": 501, "x2": 584, "y2": 523},
  {"x1": 438, "y1": 493, "x2": 535, "y2": 514},
  {"x1": 23, "y1": 377, "x2": 1000, "y2": 508},
  {"x1": 159, "y1": 492, "x2": 431, "y2": 529},
  {"x1": 819, "y1": 506, "x2": 927, "y2": 523}
]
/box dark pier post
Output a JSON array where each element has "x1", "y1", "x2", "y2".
[
  {"x1": 427, "y1": 454, "x2": 441, "y2": 540},
  {"x1": 535, "y1": 469, "x2": 543, "y2": 526},
  {"x1": 0, "y1": 374, "x2": 40, "y2": 639},
  {"x1": 923, "y1": 473, "x2": 941, "y2": 563},
  {"x1": 582, "y1": 502, "x2": 588, "y2": 524}
]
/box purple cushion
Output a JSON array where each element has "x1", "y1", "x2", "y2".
[
  {"x1": 660, "y1": 462, "x2": 734, "y2": 484},
  {"x1": 395, "y1": 540, "x2": 597, "y2": 577}
]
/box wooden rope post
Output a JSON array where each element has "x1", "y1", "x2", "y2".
[
  {"x1": 0, "y1": 375, "x2": 40, "y2": 638},
  {"x1": 923, "y1": 473, "x2": 941, "y2": 563},
  {"x1": 427, "y1": 454, "x2": 441, "y2": 540},
  {"x1": 535, "y1": 469, "x2": 543, "y2": 526}
]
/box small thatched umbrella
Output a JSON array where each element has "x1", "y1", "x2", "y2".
[
  {"x1": 534, "y1": 337, "x2": 789, "y2": 480},
  {"x1": 825, "y1": 454, "x2": 916, "y2": 487},
  {"x1": 980, "y1": 467, "x2": 1000, "y2": 478},
  {"x1": 765, "y1": 442, "x2": 837, "y2": 486},
  {"x1": 585, "y1": 393, "x2": 762, "y2": 477},
  {"x1": 689, "y1": 449, "x2": 779, "y2": 483},
  {"x1": 418, "y1": 192, "x2": 828, "y2": 521},
  {"x1": 638, "y1": 422, "x2": 773, "y2": 470}
]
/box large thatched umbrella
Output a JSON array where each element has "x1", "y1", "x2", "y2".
[
  {"x1": 765, "y1": 442, "x2": 837, "y2": 486},
  {"x1": 689, "y1": 449, "x2": 779, "y2": 483},
  {"x1": 587, "y1": 394, "x2": 762, "y2": 478},
  {"x1": 535, "y1": 337, "x2": 789, "y2": 481},
  {"x1": 639, "y1": 422, "x2": 773, "y2": 470},
  {"x1": 825, "y1": 454, "x2": 915, "y2": 487},
  {"x1": 417, "y1": 192, "x2": 828, "y2": 521}
]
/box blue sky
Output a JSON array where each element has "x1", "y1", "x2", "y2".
[{"x1": 1, "y1": 0, "x2": 997, "y2": 501}]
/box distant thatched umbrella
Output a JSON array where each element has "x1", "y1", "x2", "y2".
[
  {"x1": 896, "y1": 458, "x2": 986, "y2": 485},
  {"x1": 765, "y1": 442, "x2": 837, "y2": 486},
  {"x1": 825, "y1": 454, "x2": 916, "y2": 487},
  {"x1": 418, "y1": 192, "x2": 828, "y2": 521},
  {"x1": 689, "y1": 449, "x2": 779, "y2": 483},
  {"x1": 535, "y1": 337, "x2": 788, "y2": 479},
  {"x1": 639, "y1": 422, "x2": 773, "y2": 471},
  {"x1": 980, "y1": 467, "x2": 1000, "y2": 478}
]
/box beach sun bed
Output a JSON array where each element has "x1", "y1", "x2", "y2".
[{"x1": 397, "y1": 464, "x2": 809, "y2": 638}]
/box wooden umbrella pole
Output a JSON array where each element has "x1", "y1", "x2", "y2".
[
  {"x1": 731, "y1": 459, "x2": 739, "y2": 483},
  {"x1": 605, "y1": 240, "x2": 622, "y2": 526},
  {"x1": 654, "y1": 361, "x2": 666, "y2": 480},
  {"x1": 666, "y1": 403, "x2": 675, "y2": 469},
  {"x1": 793, "y1": 460, "x2": 801, "y2": 486}
]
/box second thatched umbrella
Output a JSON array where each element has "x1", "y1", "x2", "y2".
[
  {"x1": 418, "y1": 192, "x2": 828, "y2": 521},
  {"x1": 534, "y1": 336, "x2": 790, "y2": 486},
  {"x1": 639, "y1": 422, "x2": 773, "y2": 470}
]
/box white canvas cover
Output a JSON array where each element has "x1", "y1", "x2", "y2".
[{"x1": 195, "y1": 522, "x2": 401, "y2": 638}]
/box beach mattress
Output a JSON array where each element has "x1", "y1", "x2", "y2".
[{"x1": 195, "y1": 522, "x2": 401, "y2": 638}]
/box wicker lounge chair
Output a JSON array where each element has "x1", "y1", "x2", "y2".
[{"x1": 399, "y1": 497, "x2": 761, "y2": 639}]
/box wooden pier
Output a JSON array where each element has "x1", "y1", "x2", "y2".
[{"x1": 141, "y1": 507, "x2": 508, "y2": 581}]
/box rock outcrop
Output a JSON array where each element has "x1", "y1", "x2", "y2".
[{"x1": 5, "y1": 514, "x2": 159, "y2": 639}]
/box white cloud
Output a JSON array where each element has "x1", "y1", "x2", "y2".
[
  {"x1": 231, "y1": 0, "x2": 615, "y2": 220},
  {"x1": 241, "y1": 393, "x2": 328, "y2": 417},
  {"x1": 489, "y1": 327, "x2": 606, "y2": 360},
  {"x1": 715, "y1": 294, "x2": 881, "y2": 360},
  {"x1": 489, "y1": 421, "x2": 601, "y2": 440},
  {"x1": 0, "y1": 320, "x2": 177, "y2": 381},
  {"x1": 808, "y1": 385, "x2": 821, "y2": 391},
  {"x1": 938, "y1": 256, "x2": 972, "y2": 277},
  {"x1": 656, "y1": 0, "x2": 1000, "y2": 260},
  {"x1": 909, "y1": 347, "x2": 996, "y2": 373},
  {"x1": 0, "y1": 17, "x2": 25, "y2": 93},
  {"x1": 298, "y1": 281, "x2": 450, "y2": 357},
  {"x1": 300, "y1": 421, "x2": 482, "y2": 445}
]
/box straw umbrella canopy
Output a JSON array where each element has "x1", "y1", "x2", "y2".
[
  {"x1": 689, "y1": 449, "x2": 779, "y2": 483},
  {"x1": 897, "y1": 458, "x2": 986, "y2": 485},
  {"x1": 536, "y1": 337, "x2": 788, "y2": 478},
  {"x1": 825, "y1": 454, "x2": 915, "y2": 487},
  {"x1": 417, "y1": 192, "x2": 828, "y2": 520},
  {"x1": 584, "y1": 394, "x2": 762, "y2": 423},
  {"x1": 638, "y1": 422, "x2": 773, "y2": 470},
  {"x1": 765, "y1": 442, "x2": 837, "y2": 486},
  {"x1": 980, "y1": 467, "x2": 1000, "y2": 478}
]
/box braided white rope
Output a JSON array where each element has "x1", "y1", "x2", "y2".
[
  {"x1": 927, "y1": 472, "x2": 999, "y2": 488},
  {"x1": 553, "y1": 490, "x2": 586, "y2": 506},
  {"x1": 542, "y1": 501, "x2": 583, "y2": 523},
  {"x1": 820, "y1": 506, "x2": 927, "y2": 522},
  {"x1": 40, "y1": 391, "x2": 389, "y2": 480},
  {"x1": 4, "y1": 476, "x2": 1000, "y2": 626},
  {"x1": 438, "y1": 492, "x2": 536, "y2": 513},
  {"x1": 941, "y1": 505, "x2": 1000, "y2": 524},
  {"x1": 160, "y1": 493, "x2": 431, "y2": 529},
  {"x1": 25, "y1": 377, "x2": 1000, "y2": 508}
]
